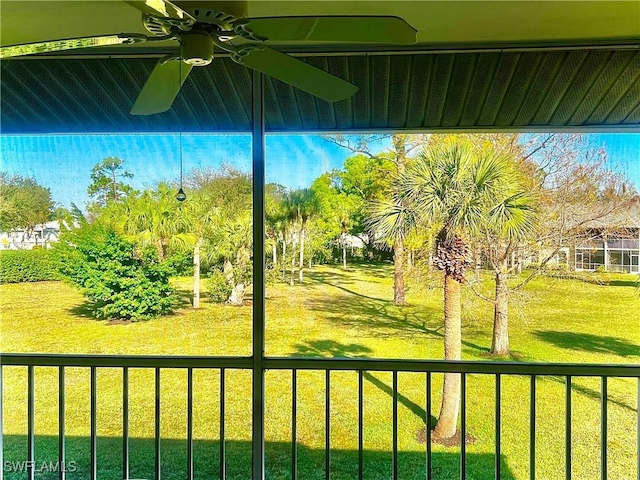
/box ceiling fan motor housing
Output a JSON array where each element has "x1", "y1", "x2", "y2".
[{"x1": 181, "y1": 31, "x2": 214, "y2": 66}]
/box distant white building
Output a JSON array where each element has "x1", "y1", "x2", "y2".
[{"x1": 0, "y1": 221, "x2": 62, "y2": 250}]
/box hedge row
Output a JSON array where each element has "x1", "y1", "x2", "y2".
[{"x1": 0, "y1": 249, "x2": 60, "y2": 283}]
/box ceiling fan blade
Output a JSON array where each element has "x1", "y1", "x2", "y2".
[
  {"x1": 234, "y1": 46, "x2": 358, "y2": 102},
  {"x1": 130, "y1": 58, "x2": 193, "y2": 115},
  {"x1": 123, "y1": 0, "x2": 196, "y2": 28},
  {"x1": 0, "y1": 34, "x2": 146, "y2": 59},
  {"x1": 236, "y1": 16, "x2": 417, "y2": 44}
]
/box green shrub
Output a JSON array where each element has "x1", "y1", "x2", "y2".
[
  {"x1": 54, "y1": 226, "x2": 175, "y2": 320},
  {"x1": 165, "y1": 250, "x2": 193, "y2": 276},
  {"x1": 208, "y1": 268, "x2": 232, "y2": 304},
  {"x1": 0, "y1": 249, "x2": 60, "y2": 283}
]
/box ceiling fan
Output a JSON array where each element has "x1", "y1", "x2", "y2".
[{"x1": 0, "y1": 0, "x2": 418, "y2": 115}]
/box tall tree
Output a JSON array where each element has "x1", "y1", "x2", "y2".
[
  {"x1": 311, "y1": 172, "x2": 362, "y2": 269},
  {"x1": 179, "y1": 191, "x2": 220, "y2": 308},
  {"x1": 87, "y1": 157, "x2": 134, "y2": 209},
  {"x1": 285, "y1": 189, "x2": 320, "y2": 284},
  {"x1": 266, "y1": 183, "x2": 288, "y2": 271},
  {"x1": 325, "y1": 134, "x2": 428, "y2": 304},
  {"x1": 186, "y1": 165, "x2": 252, "y2": 306},
  {"x1": 455, "y1": 133, "x2": 634, "y2": 356},
  {"x1": 0, "y1": 172, "x2": 54, "y2": 247},
  {"x1": 368, "y1": 140, "x2": 534, "y2": 441}
]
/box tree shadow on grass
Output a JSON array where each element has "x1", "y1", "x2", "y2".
[
  {"x1": 302, "y1": 287, "x2": 487, "y2": 354},
  {"x1": 533, "y1": 331, "x2": 640, "y2": 358},
  {"x1": 293, "y1": 340, "x2": 438, "y2": 428},
  {"x1": 540, "y1": 376, "x2": 638, "y2": 413},
  {"x1": 2, "y1": 435, "x2": 516, "y2": 480},
  {"x1": 608, "y1": 279, "x2": 638, "y2": 287}
]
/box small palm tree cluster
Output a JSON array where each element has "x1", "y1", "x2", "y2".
[
  {"x1": 368, "y1": 139, "x2": 536, "y2": 440},
  {"x1": 267, "y1": 188, "x2": 321, "y2": 285}
]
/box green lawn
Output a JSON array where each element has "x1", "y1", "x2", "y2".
[{"x1": 1, "y1": 264, "x2": 638, "y2": 479}]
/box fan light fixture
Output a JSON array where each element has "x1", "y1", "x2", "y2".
[{"x1": 176, "y1": 132, "x2": 186, "y2": 202}]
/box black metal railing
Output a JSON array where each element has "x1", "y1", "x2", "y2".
[{"x1": 1, "y1": 354, "x2": 639, "y2": 480}]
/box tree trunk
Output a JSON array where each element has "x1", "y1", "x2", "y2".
[
  {"x1": 290, "y1": 238, "x2": 296, "y2": 286},
  {"x1": 393, "y1": 238, "x2": 406, "y2": 305},
  {"x1": 282, "y1": 239, "x2": 287, "y2": 281},
  {"x1": 192, "y1": 238, "x2": 202, "y2": 309},
  {"x1": 272, "y1": 242, "x2": 277, "y2": 265},
  {"x1": 224, "y1": 258, "x2": 234, "y2": 286},
  {"x1": 298, "y1": 223, "x2": 305, "y2": 284},
  {"x1": 432, "y1": 273, "x2": 462, "y2": 440},
  {"x1": 490, "y1": 271, "x2": 510, "y2": 356},
  {"x1": 228, "y1": 283, "x2": 246, "y2": 305},
  {"x1": 343, "y1": 244, "x2": 347, "y2": 270}
]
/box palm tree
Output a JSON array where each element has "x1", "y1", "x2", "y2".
[
  {"x1": 285, "y1": 189, "x2": 320, "y2": 284},
  {"x1": 368, "y1": 140, "x2": 534, "y2": 441},
  {"x1": 101, "y1": 183, "x2": 182, "y2": 261},
  {"x1": 178, "y1": 191, "x2": 219, "y2": 309},
  {"x1": 484, "y1": 191, "x2": 537, "y2": 356},
  {"x1": 210, "y1": 212, "x2": 253, "y2": 305}
]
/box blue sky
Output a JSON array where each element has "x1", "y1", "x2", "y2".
[{"x1": 0, "y1": 133, "x2": 638, "y2": 209}]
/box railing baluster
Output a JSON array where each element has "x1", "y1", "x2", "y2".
[
  {"x1": 495, "y1": 374, "x2": 501, "y2": 480},
  {"x1": 530, "y1": 375, "x2": 536, "y2": 480},
  {"x1": 90, "y1": 366, "x2": 97, "y2": 480},
  {"x1": 461, "y1": 373, "x2": 466, "y2": 480},
  {"x1": 393, "y1": 371, "x2": 398, "y2": 480},
  {"x1": 27, "y1": 365, "x2": 34, "y2": 480},
  {"x1": 187, "y1": 368, "x2": 193, "y2": 480},
  {"x1": 0, "y1": 365, "x2": 3, "y2": 480},
  {"x1": 426, "y1": 372, "x2": 432, "y2": 480},
  {"x1": 59, "y1": 367, "x2": 65, "y2": 480},
  {"x1": 325, "y1": 370, "x2": 330, "y2": 480},
  {"x1": 601, "y1": 376, "x2": 608, "y2": 480},
  {"x1": 358, "y1": 370, "x2": 364, "y2": 480},
  {"x1": 291, "y1": 369, "x2": 297, "y2": 480},
  {"x1": 155, "y1": 367, "x2": 161, "y2": 480},
  {"x1": 566, "y1": 376, "x2": 572, "y2": 480},
  {"x1": 220, "y1": 368, "x2": 226, "y2": 480},
  {"x1": 123, "y1": 367, "x2": 129, "y2": 480}
]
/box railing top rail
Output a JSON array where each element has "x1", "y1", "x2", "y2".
[
  {"x1": 1, "y1": 353, "x2": 639, "y2": 376},
  {"x1": 0, "y1": 353, "x2": 253, "y2": 369},
  {"x1": 266, "y1": 357, "x2": 640, "y2": 377}
]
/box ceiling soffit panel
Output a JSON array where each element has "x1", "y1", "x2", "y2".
[{"x1": 1, "y1": 50, "x2": 639, "y2": 134}]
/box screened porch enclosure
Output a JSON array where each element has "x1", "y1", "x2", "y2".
[
  {"x1": 2, "y1": 1, "x2": 640, "y2": 479},
  {"x1": 575, "y1": 230, "x2": 640, "y2": 273}
]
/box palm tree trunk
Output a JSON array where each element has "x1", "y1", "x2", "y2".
[
  {"x1": 490, "y1": 270, "x2": 510, "y2": 356},
  {"x1": 393, "y1": 238, "x2": 406, "y2": 305},
  {"x1": 298, "y1": 223, "x2": 305, "y2": 284},
  {"x1": 343, "y1": 244, "x2": 347, "y2": 270},
  {"x1": 290, "y1": 237, "x2": 296, "y2": 286},
  {"x1": 228, "y1": 283, "x2": 246, "y2": 305},
  {"x1": 192, "y1": 238, "x2": 202, "y2": 309},
  {"x1": 272, "y1": 242, "x2": 277, "y2": 265},
  {"x1": 282, "y1": 238, "x2": 287, "y2": 281},
  {"x1": 432, "y1": 273, "x2": 462, "y2": 440}
]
